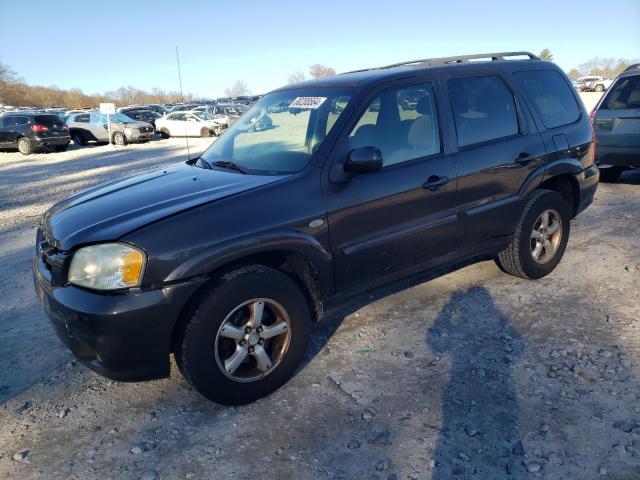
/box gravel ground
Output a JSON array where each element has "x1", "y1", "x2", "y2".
[{"x1": 1, "y1": 95, "x2": 639, "y2": 479}]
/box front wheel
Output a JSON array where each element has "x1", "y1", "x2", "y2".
[
  {"x1": 159, "y1": 128, "x2": 170, "y2": 139},
  {"x1": 176, "y1": 265, "x2": 311, "y2": 405},
  {"x1": 495, "y1": 189, "x2": 571, "y2": 279},
  {"x1": 200, "y1": 127, "x2": 212, "y2": 138},
  {"x1": 595, "y1": 84, "x2": 604, "y2": 92},
  {"x1": 112, "y1": 131, "x2": 127, "y2": 146}
]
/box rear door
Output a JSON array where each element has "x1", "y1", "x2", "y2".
[
  {"x1": 325, "y1": 79, "x2": 458, "y2": 292},
  {"x1": 441, "y1": 72, "x2": 546, "y2": 246},
  {"x1": 594, "y1": 74, "x2": 640, "y2": 162}
]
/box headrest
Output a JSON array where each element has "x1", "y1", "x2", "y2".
[{"x1": 416, "y1": 96, "x2": 433, "y2": 115}]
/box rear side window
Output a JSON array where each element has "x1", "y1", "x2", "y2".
[
  {"x1": 448, "y1": 75, "x2": 519, "y2": 147},
  {"x1": 35, "y1": 115, "x2": 64, "y2": 128},
  {"x1": 603, "y1": 75, "x2": 640, "y2": 110},
  {"x1": 12, "y1": 116, "x2": 30, "y2": 126},
  {"x1": 74, "y1": 114, "x2": 90, "y2": 123},
  {"x1": 513, "y1": 70, "x2": 580, "y2": 129}
]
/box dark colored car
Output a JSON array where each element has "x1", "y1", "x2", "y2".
[
  {"x1": 118, "y1": 108, "x2": 162, "y2": 128},
  {"x1": 592, "y1": 68, "x2": 640, "y2": 181},
  {"x1": 0, "y1": 113, "x2": 70, "y2": 155},
  {"x1": 34, "y1": 52, "x2": 598, "y2": 405}
]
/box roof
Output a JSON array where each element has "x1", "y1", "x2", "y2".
[{"x1": 277, "y1": 51, "x2": 543, "y2": 91}]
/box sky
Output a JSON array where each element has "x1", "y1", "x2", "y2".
[{"x1": 1, "y1": 0, "x2": 639, "y2": 98}]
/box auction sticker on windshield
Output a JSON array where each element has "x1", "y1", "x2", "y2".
[{"x1": 289, "y1": 97, "x2": 327, "y2": 109}]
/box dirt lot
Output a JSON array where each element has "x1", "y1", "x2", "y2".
[{"x1": 1, "y1": 94, "x2": 639, "y2": 479}]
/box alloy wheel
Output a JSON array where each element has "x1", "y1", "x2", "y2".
[
  {"x1": 530, "y1": 209, "x2": 562, "y2": 264},
  {"x1": 214, "y1": 299, "x2": 292, "y2": 382}
]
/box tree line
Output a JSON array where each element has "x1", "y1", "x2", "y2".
[{"x1": 0, "y1": 62, "x2": 193, "y2": 108}]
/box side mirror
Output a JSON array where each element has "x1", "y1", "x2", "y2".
[
  {"x1": 344, "y1": 147, "x2": 383, "y2": 175},
  {"x1": 103, "y1": 124, "x2": 108, "y2": 129}
]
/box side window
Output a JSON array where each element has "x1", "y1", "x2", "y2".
[
  {"x1": 603, "y1": 75, "x2": 640, "y2": 110},
  {"x1": 76, "y1": 114, "x2": 90, "y2": 123},
  {"x1": 348, "y1": 84, "x2": 441, "y2": 167},
  {"x1": 513, "y1": 70, "x2": 580, "y2": 129},
  {"x1": 14, "y1": 116, "x2": 30, "y2": 126},
  {"x1": 90, "y1": 112, "x2": 100, "y2": 123},
  {"x1": 448, "y1": 75, "x2": 519, "y2": 147}
]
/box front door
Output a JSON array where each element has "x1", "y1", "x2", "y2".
[{"x1": 325, "y1": 81, "x2": 458, "y2": 293}]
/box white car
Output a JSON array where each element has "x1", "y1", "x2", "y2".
[
  {"x1": 155, "y1": 111, "x2": 224, "y2": 138},
  {"x1": 591, "y1": 76, "x2": 616, "y2": 92}
]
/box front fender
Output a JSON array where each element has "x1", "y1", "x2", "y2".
[{"x1": 164, "y1": 229, "x2": 333, "y2": 291}]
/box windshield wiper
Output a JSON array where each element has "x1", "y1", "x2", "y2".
[{"x1": 211, "y1": 160, "x2": 249, "y2": 174}]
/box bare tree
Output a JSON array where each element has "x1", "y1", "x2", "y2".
[
  {"x1": 309, "y1": 64, "x2": 336, "y2": 79},
  {"x1": 288, "y1": 70, "x2": 306, "y2": 84},
  {"x1": 567, "y1": 68, "x2": 581, "y2": 80},
  {"x1": 224, "y1": 80, "x2": 251, "y2": 97},
  {"x1": 572, "y1": 57, "x2": 639, "y2": 79},
  {"x1": 538, "y1": 49, "x2": 553, "y2": 61}
]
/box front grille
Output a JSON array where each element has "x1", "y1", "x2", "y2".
[{"x1": 36, "y1": 226, "x2": 70, "y2": 286}]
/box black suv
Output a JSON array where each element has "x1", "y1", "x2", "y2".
[
  {"x1": 33, "y1": 52, "x2": 598, "y2": 405},
  {"x1": 591, "y1": 67, "x2": 640, "y2": 181},
  {"x1": 0, "y1": 112, "x2": 70, "y2": 155}
]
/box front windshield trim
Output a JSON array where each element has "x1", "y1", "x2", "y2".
[{"x1": 197, "y1": 86, "x2": 355, "y2": 176}]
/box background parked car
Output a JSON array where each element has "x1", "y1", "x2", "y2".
[
  {"x1": 66, "y1": 111, "x2": 154, "y2": 146},
  {"x1": 592, "y1": 68, "x2": 640, "y2": 181},
  {"x1": 155, "y1": 111, "x2": 222, "y2": 138},
  {"x1": 575, "y1": 76, "x2": 603, "y2": 92},
  {"x1": 117, "y1": 108, "x2": 162, "y2": 128},
  {"x1": 592, "y1": 76, "x2": 616, "y2": 92},
  {"x1": 0, "y1": 112, "x2": 70, "y2": 155}
]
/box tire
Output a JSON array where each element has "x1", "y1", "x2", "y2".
[
  {"x1": 176, "y1": 265, "x2": 311, "y2": 405},
  {"x1": 495, "y1": 189, "x2": 571, "y2": 280},
  {"x1": 599, "y1": 166, "x2": 623, "y2": 183},
  {"x1": 160, "y1": 128, "x2": 170, "y2": 139},
  {"x1": 112, "y1": 131, "x2": 127, "y2": 146},
  {"x1": 72, "y1": 133, "x2": 86, "y2": 146},
  {"x1": 54, "y1": 144, "x2": 69, "y2": 152},
  {"x1": 200, "y1": 128, "x2": 212, "y2": 138},
  {"x1": 595, "y1": 84, "x2": 604, "y2": 92},
  {"x1": 17, "y1": 137, "x2": 34, "y2": 155}
]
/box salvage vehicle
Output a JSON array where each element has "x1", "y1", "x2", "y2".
[
  {"x1": 34, "y1": 52, "x2": 598, "y2": 405},
  {"x1": 0, "y1": 112, "x2": 70, "y2": 154},
  {"x1": 66, "y1": 111, "x2": 154, "y2": 146},
  {"x1": 591, "y1": 67, "x2": 640, "y2": 181},
  {"x1": 155, "y1": 111, "x2": 223, "y2": 137}
]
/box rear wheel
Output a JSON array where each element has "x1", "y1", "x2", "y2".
[
  {"x1": 176, "y1": 265, "x2": 311, "y2": 405},
  {"x1": 17, "y1": 137, "x2": 34, "y2": 155},
  {"x1": 159, "y1": 128, "x2": 170, "y2": 139},
  {"x1": 599, "y1": 166, "x2": 623, "y2": 182},
  {"x1": 112, "y1": 131, "x2": 127, "y2": 146},
  {"x1": 72, "y1": 132, "x2": 86, "y2": 146},
  {"x1": 595, "y1": 84, "x2": 604, "y2": 92},
  {"x1": 495, "y1": 189, "x2": 571, "y2": 279}
]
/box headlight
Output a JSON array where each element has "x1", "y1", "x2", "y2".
[{"x1": 68, "y1": 243, "x2": 145, "y2": 290}]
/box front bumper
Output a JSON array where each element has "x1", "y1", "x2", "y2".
[
  {"x1": 126, "y1": 130, "x2": 154, "y2": 143},
  {"x1": 33, "y1": 254, "x2": 206, "y2": 381},
  {"x1": 574, "y1": 164, "x2": 599, "y2": 216}
]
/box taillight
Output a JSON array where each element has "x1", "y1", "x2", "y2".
[{"x1": 31, "y1": 124, "x2": 49, "y2": 133}]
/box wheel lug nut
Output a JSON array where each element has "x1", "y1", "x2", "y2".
[
  {"x1": 239, "y1": 340, "x2": 245, "y2": 346},
  {"x1": 248, "y1": 346, "x2": 255, "y2": 353},
  {"x1": 245, "y1": 326, "x2": 251, "y2": 333},
  {"x1": 258, "y1": 339, "x2": 264, "y2": 345},
  {"x1": 256, "y1": 327, "x2": 263, "y2": 333}
]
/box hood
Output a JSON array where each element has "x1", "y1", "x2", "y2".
[{"x1": 43, "y1": 162, "x2": 288, "y2": 249}]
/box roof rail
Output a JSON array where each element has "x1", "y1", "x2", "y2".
[
  {"x1": 623, "y1": 63, "x2": 640, "y2": 72},
  {"x1": 343, "y1": 51, "x2": 540, "y2": 75}
]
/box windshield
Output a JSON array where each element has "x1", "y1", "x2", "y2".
[{"x1": 199, "y1": 88, "x2": 353, "y2": 174}]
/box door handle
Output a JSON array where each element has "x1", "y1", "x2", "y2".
[
  {"x1": 514, "y1": 152, "x2": 532, "y2": 165},
  {"x1": 422, "y1": 175, "x2": 449, "y2": 191}
]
